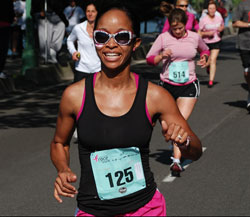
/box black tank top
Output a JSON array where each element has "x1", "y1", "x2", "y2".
[{"x1": 76, "y1": 73, "x2": 157, "y2": 216}]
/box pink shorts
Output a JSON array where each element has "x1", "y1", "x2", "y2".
[{"x1": 75, "y1": 189, "x2": 166, "y2": 216}]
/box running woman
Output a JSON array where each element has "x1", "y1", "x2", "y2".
[
  {"x1": 199, "y1": 0, "x2": 224, "y2": 88},
  {"x1": 50, "y1": 3, "x2": 202, "y2": 216},
  {"x1": 67, "y1": 0, "x2": 101, "y2": 83},
  {"x1": 146, "y1": 8, "x2": 209, "y2": 177}
]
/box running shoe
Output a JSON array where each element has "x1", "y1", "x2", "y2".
[
  {"x1": 208, "y1": 80, "x2": 213, "y2": 88},
  {"x1": 247, "y1": 92, "x2": 250, "y2": 112},
  {"x1": 170, "y1": 162, "x2": 183, "y2": 177}
]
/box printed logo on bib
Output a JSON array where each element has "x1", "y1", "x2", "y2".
[
  {"x1": 169, "y1": 61, "x2": 189, "y2": 83},
  {"x1": 90, "y1": 147, "x2": 146, "y2": 200}
]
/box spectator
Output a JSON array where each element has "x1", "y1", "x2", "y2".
[
  {"x1": 224, "y1": 0, "x2": 233, "y2": 27},
  {"x1": 11, "y1": 0, "x2": 26, "y2": 58},
  {"x1": 64, "y1": 0, "x2": 85, "y2": 36},
  {"x1": 159, "y1": 1, "x2": 174, "y2": 32},
  {"x1": 0, "y1": 0, "x2": 15, "y2": 79},
  {"x1": 31, "y1": 0, "x2": 69, "y2": 64},
  {"x1": 217, "y1": 0, "x2": 228, "y2": 21}
]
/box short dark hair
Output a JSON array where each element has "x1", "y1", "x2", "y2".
[
  {"x1": 207, "y1": 0, "x2": 217, "y2": 9},
  {"x1": 168, "y1": 8, "x2": 187, "y2": 26},
  {"x1": 94, "y1": 1, "x2": 140, "y2": 38}
]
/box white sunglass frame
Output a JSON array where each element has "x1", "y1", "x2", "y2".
[{"x1": 93, "y1": 30, "x2": 136, "y2": 46}]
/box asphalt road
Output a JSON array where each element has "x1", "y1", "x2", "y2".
[{"x1": 0, "y1": 35, "x2": 250, "y2": 216}]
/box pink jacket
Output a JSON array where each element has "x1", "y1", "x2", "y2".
[{"x1": 162, "y1": 11, "x2": 199, "y2": 33}]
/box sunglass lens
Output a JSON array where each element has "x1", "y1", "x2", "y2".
[
  {"x1": 95, "y1": 32, "x2": 109, "y2": 44},
  {"x1": 115, "y1": 32, "x2": 130, "y2": 45}
]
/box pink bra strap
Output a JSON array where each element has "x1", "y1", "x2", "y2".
[
  {"x1": 76, "y1": 73, "x2": 98, "y2": 121},
  {"x1": 76, "y1": 87, "x2": 86, "y2": 121},
  {"x1": 133, "y1": 73, "x2": 152, "y2": 125}
]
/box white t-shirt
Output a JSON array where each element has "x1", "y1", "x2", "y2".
[
  {"x1": 64, "y1": 6, "x2": 84, "y2": 33},
  {"x1": 67, "y1": 21, "x2": 101, "y2": 73},
  {"x1": 200, "y1": 9, "x2": 222, "y2": 20}
]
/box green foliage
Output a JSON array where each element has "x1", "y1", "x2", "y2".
[{"x1": 232, "y1": 0, "x2": 242, "y2": 6}]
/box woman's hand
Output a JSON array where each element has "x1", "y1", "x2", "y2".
[
  {"x1": 54, "y1": 169, "x2": 78, "y2": 203},
  {"x1": 162, "y1": 48, "x2": 172, "y2": 59},
  {"x1": 197, "y1": 55, "x2": 209, "y2": 68},
  {"x1": 161, "y1": 120, "x2": 190, "y2": 147},
  {"x1": 72, "y1": 52, "x2": 80, "y2": 61},
  {"x1": 217, "y1": 25, "x2": 224, "y2": 33}
]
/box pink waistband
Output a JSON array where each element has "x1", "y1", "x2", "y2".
[{"x1": 75, "y1": 189, "x2": 166, "y2": 216}]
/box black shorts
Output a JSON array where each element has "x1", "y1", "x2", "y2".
[
  {"x1": 239, "y1": 49, "x2": 250, "y2": 69},
  {"x1": 159, "y1": 79, "x2": 200, "y2": 100},
  {"x1": 206, "y1": 41, "x2": 221, "y2": 50}
]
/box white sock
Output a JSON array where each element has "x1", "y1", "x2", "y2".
[{"x1": 171, "y1": 157, "x2": 180, "y2": 164}]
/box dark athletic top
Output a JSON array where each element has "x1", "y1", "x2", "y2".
[{"x1": 76, "y1": 73, "x2": 157, "y2": 216}]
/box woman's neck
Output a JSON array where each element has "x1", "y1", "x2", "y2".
[
  {"x1": 208, "y1": 14, "x2": 215, "y2": 19},
  {"x1": 171, "y1": 30, "x2": 187, "y2": 39},
  {"x1": 87, "y1": 20, "x2": 95, "y2": 28},
  {"x1": 98, "y1": 65, "x2": 133, "y2": 89}
]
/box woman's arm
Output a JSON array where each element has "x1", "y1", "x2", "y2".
[
  {"x1": 147, "y1": 82, "x2": 202, "y2": 161},
  {"x1": 146, "y1": 34, "x2": 171, "y2": 66},
  {"x1": 50, "y1": 85, "x2": 82, "y2": 203},
  {"x1": 217, "y1": 20, "x2": 225, "y2": 33},
  {"x1": 233, "y1": 20, "x2": 250, "y2": 28},
  {"x1": 197, "y1": 34, "x2": 210, "y2": 68},
  {"x1": 198, "y1": 17, "x2": 214, "y2": 38}
]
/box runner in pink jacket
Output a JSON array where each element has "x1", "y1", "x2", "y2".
[{"x1": 146, "y1": 8, "x2": 209, "y2": 177}]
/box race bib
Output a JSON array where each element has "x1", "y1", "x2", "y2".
[
  {"x1": 169, "y1": 61, "x2": 189, "y2": 83},
  {"x1": 90, "y1": 147, "x2": 146, "y2": 200}
]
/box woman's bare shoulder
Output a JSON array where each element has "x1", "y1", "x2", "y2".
[
  {"x1": 147, "y1": 81, "x2": 172, "y2": 100},
  {"x1": 60, "y1": 79, "x2": 85, "y2": 112},
  {"x1": 146, "y1": 81, "x2": 177, "y2": 114}
]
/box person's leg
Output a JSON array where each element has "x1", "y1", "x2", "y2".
[
  {"x1": 38, "y1": 19, "x2": 46, "y2": 60},
  {"x1": 209, "y1": 49, "x2": 220, "y2": 87},
  {"x1": 172, "y1": 97, "x2": 197, "y2": 162},
  {"x1": 11, "y1": 26, "x2": 20, "y2": 56},
  {"x1": 38, "y1": 19, "x2": 53, "y2": 63},
  {"x1": 170, "y1": 80, "x2": 200, "y2": 176},
  {"x1": 50, "y1": 21, "x2": 65, "y2": 63}
]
